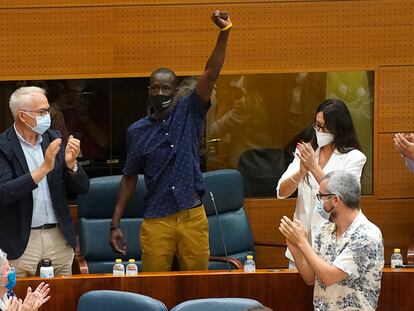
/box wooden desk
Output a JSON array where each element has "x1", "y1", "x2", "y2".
[{"x1": 13, "y1": 269, "x2": 413, "y2": 311}]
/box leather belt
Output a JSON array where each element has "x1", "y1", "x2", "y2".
[{"x1": 31, "y1": 223, "x2": 58, "y2": 230}]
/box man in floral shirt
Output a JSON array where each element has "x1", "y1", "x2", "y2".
[{"x1": 279, "y1": 170, "x2": 384, "y2": 310}]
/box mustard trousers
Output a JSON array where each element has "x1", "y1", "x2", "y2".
[{"x1": 140, "y1": 205, "x2": 210, "y2": 272}]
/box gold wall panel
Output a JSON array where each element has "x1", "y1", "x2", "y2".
[
  {"x1": 379, "y1": 66, "x2": 414, "y2": 133},
  {"x1": 0, "y1": 0, "x2": 363, "y2": 9},
  {"x1": 245, "y1": 199, "x2": 295, "y2": 246},
  {"x1": 378, "y1": 134, "x2": 414, "y2": 198},
  {"x1": 0, "y1": 1, "x2": 413, "y2": 79},
  {"x1": 0, "y1": 8, "x2": 113, "y2": 78},
  {"x1": 255, "y1": 246, "x2": 287, "y2": 269},
  {"x1": 363, "y1": 198, "x2": 414, "y2": 264}
]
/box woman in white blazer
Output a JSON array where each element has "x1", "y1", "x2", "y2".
[{"x1": 276, "y1": 99, "x2": 366, "y2": 267}]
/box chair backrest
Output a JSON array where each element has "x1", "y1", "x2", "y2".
[
  {"x1": 77, "y1": 169, "x2": 255, "y2": 272},
  {"x1": 237, "y1": 148, "x2": 285, "y2": 197},
  {"x1": 77, "y1": 175, "x2": 147, "y2": 273},
  {"x1": 170, "y1": 298, "x2": 263, "y2": 311},
  {"x1": 202, "y1": 169, "x2": 255, "y2": 269},
  {"x1": 77, "y1": 290, "x2": 167, "y2": 311}
]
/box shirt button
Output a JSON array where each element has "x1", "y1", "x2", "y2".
[
  {"x1": 165, "y1": 133, "x2": 169, "y2": 136},
  {"x1": 172, "y1": 186, "x2": 175, "y2": 190},
  {"x1": 171, "y1": 144, "x2": 174, "y2": 148}
]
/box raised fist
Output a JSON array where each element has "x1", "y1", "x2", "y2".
[{"x1": 211, "y1": 10, "x2": 232, "y2": 30}]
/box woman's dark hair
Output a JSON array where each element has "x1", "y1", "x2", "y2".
[{"x1": 313, "y1": 99, "x2": 361, "y2": 153}]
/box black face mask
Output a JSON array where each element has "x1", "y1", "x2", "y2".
[{"x1": 150, "y1": 95, "x2": 173, "y2": 113}]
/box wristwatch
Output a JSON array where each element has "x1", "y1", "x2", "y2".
[{"x1": 68, "y1": 162, "x2": 78, "y2": 173}]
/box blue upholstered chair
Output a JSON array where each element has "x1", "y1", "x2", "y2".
[
  {"x1": 75, "y1": 175, "x2": 147, "y2": 273},
  {"x1": 74, "y1": 169, "x2": 254, "y2": 273},
  {"x1": 170, "y1": 298, "x2": 263, "y2": 311},
  {"x1": 77, "y1": 290, "x2": 167, "y2": 311},
  {"x1": 202, "y1": 169, "x2": 255, "y2": 269}
]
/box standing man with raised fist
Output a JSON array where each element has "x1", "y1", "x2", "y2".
[
  {"x1": 109, "y1": 11, "x2": 232, "y2": 272},
  {"x1": 0, "y1": 86, "x2": 90, "y2": 277}
]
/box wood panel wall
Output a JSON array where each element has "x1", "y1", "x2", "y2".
[
  {"x1": 1, "y1": 0, "x2": 414, "y2": 268},
  {"x1": 13, "y1": 269, "x2": 414, "y2": 311}
]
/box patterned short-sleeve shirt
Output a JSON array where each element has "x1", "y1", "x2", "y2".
[
  {"x1": 313, "y1": 211, "x2": 384, "y2": 311},
  {"x1": 123, "y1": 90, "x2": 210, "y2": 218}
]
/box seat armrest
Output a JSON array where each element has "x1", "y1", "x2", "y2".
[
  {"x1": 72, "y1": 235, "x2": 89, "y2": 274},
  {"x1": 72, "y1": 254, "x2": 89, "y2": 274},
  {"x1": 407, "y1": 234, "x2": 414, "y2": 264},
  {"x1": 209, "y1": 256, "x2": 243, "y2": 269}
]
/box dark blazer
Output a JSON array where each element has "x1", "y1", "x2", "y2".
[{"x1": 0, "y1": 126, "x2": 89, "y2": 260}]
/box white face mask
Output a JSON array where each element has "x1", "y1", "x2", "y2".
[
  {"x1": 24, "y1": 112, "x2": 51, "y2": 135},
  {"x1": 315, "y1": 129, "x2": 334, "y2": 147},
  {"x1": 316, "y1": 199, "x2": 334, "y2": 221}
]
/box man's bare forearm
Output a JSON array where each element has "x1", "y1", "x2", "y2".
[
  {"x1": 288, "y1": 243, "x2": 315, "y2": 285},
  {"x1": 111, "y1": 175, "x2": 138, "y2": 226},
  {"x1": 298, "y1": 241, "x2": 348, "y2": 287},
  {"x1": 196, "y1": 26, "x2": 231, "y2": 103},
  {"x1": 205, "y1": 30, "x2": 230, "y2": 81}
]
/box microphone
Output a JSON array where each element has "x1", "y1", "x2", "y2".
[
  {"x1": 395, "y1": 264, "x2": 414, "y2": 268},
  {"x1": 209, "y1": 191, "x2": 231, "y2": 272}
]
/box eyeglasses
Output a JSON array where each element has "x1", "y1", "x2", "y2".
[
  {"x1": 20, "y1": 107, "x2": 51, "y2": 117},
  {"x1": 316, "y1": 192, "x2": 336, "y2": 201},
  {"x1": 312, "y1": 122, "x2": 329, "y2": 133}
]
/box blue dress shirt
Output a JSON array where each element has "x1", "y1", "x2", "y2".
[
  {"x1": 123, "y1": 90, "x2": 210, "y2": 218},
  {"x1": 14, "y1": 124, "x2": 57, "y2": 227}
]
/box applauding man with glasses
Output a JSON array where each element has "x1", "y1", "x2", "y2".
[
  {"x1": 0, "y1": 86, "x2": 90, "y2": 277},
  {"x1": 279, "y1": 170, "x2": 384, "y2": 311}
]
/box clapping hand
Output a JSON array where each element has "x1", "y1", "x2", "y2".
[
  {"x1": 394, "y1": 133, "x2": 414, "y2": 161},
  {"x1": 21, "y1": 283, "x2": 51, "y2": 311},
  {"x1": 4, "y1": 296, "x2": 21, "y2": 311},
  {"x1": 43, "y1": 138, "x2": 62, "y2": 172},
  {"x1": 279, "y1": 216, "x2": 308, "y2": 248},
  {"x1": 4, "y1": 283, "x2": 50, "y2": 311},
  {"x1": 65, "y1": 135, "x2": 81, "y2": 169},
  {"x1": 296, "y1": 142, "x2": 317, "y2": 170}
]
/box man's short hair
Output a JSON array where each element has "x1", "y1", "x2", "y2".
[
  {"x1": 324, "y1": 170, "x2": 360, "y2": 209},
  {"x1": 0, "y1": 249, "x2": 7, "y2": 273},
  {"x1": 9, "y1": 86, "x2": 46, "y2": 117},
  {"x1": 150, "y1": 67, "x2": 178, "y2": 87}
]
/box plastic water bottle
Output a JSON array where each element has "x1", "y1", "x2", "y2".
[
  {"x1": 112, "y1": 259, "x2": 125, "y2": 276},
  {"x1": 391, "y1": 248, "x2": 403, "y2": 271},
  {"x1": 244, "y1": 255, "x2": 256, "y2": 273},
  {"x1": 39, "y1": 258, "x2": 54, "y2": 278},
  {"x1": 126, "y1": 259, "x2": 138, "y2": 276}
]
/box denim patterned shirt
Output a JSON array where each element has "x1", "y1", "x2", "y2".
[
  {"x1": 313, "y1": 211, "x2": 384, "y2": 311},
  {"x1": 123, "y1": 90, "x2": 209, "y2": 218}
]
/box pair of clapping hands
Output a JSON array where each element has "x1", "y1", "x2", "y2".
[
  {"x1": 279, "y1": 216, "x2": 308, "y2": 248},
  {"x1": 4, "y1": 283, "x2": 50, "y2": 311},
  {"x1": 394, "y1": 133, "x2": 414, "y2": 161},
  {"x1": 295, "y1": 142, "x2": 316, "y2": 171}
]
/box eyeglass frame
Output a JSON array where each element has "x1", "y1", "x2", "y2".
[
  {"x1": 20, "y1": 107, "x2": 51, "y2": 117},
  {"x1": 312, "y1": 122, "x2": 329, "y2": 133},
  {"x1": 316, "y1": 192, "x2": 336, "y2": 201}
]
